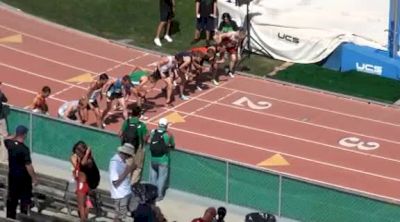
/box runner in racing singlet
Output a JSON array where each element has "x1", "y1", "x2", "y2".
[
  {"x1": 87, "y1": 73, "x2": 109, "y2": 128},
  {"x1": 156, "y1": 56, "x2": 178, "y2": 106},
  {"x1": 58, "y1": 97, "x2": 88, "y2": 123},
  {"x1": 100, "y1": 75, "x2": 132, "y2": 128}
]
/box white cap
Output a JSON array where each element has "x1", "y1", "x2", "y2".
[{"x1": 158, "y1": 118, "x2": 169, "y2": 127}]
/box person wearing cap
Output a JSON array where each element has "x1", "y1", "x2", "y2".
[
  {"x1": 109, "y1": 143, "x2": 137, "y2": 221},
  {"x1": 147, "y1": 118, "x2": 175, "y2": 201},
  {"x1": 119, "y1": 104, "x2": 148, "y2": 185},
  {"x1": 4, "y1": 125, "x2": 38, "y2": 219},
  {"x1": 0, "y1": 81, "x2": 9, "y2": 163}
]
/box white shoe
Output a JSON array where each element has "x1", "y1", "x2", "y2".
[
  {"x1": 228, "y1": 71, "x2": 235, "y2": 78},
  {"x1": 196, "y1": 85, "x2": 203, "y2": 91},
  {"x1": 154, "y1": 38, "x2": 162, "y2": 47},
  {"x1": 164, "y1": 35, "x2": 173, "y2": 43},
  {"x1": 180, "y1": 95, "x2": 190, "y2": 101},
  {"x1": 140, "y1": 115, "x2": 149, "y2": 121},
  {"x1": 212, "y1": 79, "x2": 220, "y2": 86}
]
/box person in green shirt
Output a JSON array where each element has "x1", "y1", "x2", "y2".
[
  {"x1": 147, "y1": 118, "x2": 175, "y2": 201},
  {"x1": 218, "y1": 13, "x2": 238, "y2": 33},
  {"x1": 126, "y1": 68, "x2": 159, "y2": 109},
  {"x1": 119, "y1": 104, "x2": 148, "y2": 185}
]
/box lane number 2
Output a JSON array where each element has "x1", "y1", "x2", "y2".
[
  {"x1": 338, "y1": 137, "x2": 380, "y2": 151},
  {"x1": 232, "y1": 96, "x2": 272, "y2": 110}
]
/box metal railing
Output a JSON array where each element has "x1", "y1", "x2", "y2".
[{"x1": 6, "y1": 106, "x2": 400, "y2": 222}]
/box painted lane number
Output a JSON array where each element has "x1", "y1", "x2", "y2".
[
  {"x1": 338, "y1": 137, "x2": 380, "y2": 151},
  {"x1": 232, "y1": 96, "x2": 272, "y2": 110}
]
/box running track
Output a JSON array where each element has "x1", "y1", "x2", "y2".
[{"x1": 1, "y1": 6, "x2": 400, "y2": 203}]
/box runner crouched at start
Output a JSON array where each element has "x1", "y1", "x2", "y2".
[
  {"x1": 58, "y1": 97, "x2": 89, "y2": 124},
  {"x1": 101, "y1": 75, "x2": 132, "y2": 128}
]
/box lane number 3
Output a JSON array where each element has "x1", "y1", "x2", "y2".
[
  {"x1": 232, "y1": 96, "x2": 272, "y2": 110},
  {"x1": 338, "y1": 137, "x2": 380, "y2": 151}
]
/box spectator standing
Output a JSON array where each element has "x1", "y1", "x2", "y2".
[
  {"x1": 4, "y1": 125, "x2": 38, "y2": 219},
  {"x1": 192, "y1": 0, "x2": 218, "y2": 46},
  {"x1": 29, "y1": 86, "x2": 51, "y2": 114},
  {"x1": 148, "y1": 118, "x2": 175, "y2": 201},
  {"x1": 70, "y1": 141, "x2": 101, "y2": 222},
  {"x1": 109, "y1": 143, "x2": 137, "y2": 221},
  {"x1": 0, "y1": 82, "x2": 9, "y2": 163},
  {"x1": 119, "y1": 105, "x2": 148, "y2": 185},
  {"x1": 154, "y1": 0, "x2": 175, "y2": 47},
  {"x1": 216, "y1": 207, "x2": 227, "y2": 222},
  {"x1": 191, "y1": 207, "x2": 217, "y2": 222},
  {"x1": 218, "y1": 13, "x2": 238, "y2": 33}
]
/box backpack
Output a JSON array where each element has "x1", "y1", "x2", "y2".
[
  {"x1": 122, "y1": 119, "x2": 140, "y2": 151},
  {"x1": 245, "y1": 212, "x2": 276, "y2": 222},
  {"x1": 149, "y1": 130, "x2": 168, "y2": 157}
]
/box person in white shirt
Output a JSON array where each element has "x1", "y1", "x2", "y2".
[
  {"x1": 109, "y1": 143, "x2": 137, "y2": 221},
  {"x1": 57, "y1": 97, "x2": 89, "y2": 124}
]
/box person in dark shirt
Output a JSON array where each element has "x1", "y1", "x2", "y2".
[
  {"x1": 154, "y1": 0, "x2": 176, "y2": 47},
  {"x1": 192, "y1": 0, "x2": 217, "y2": 45},
  {"x1": 0, "y1": 81, "x2": 9, "y2": 163},
  {"x1": 218, "y1": 13, "x2": 239, "y2": 33},
  {"x1": 4, "y1": 125, "x2": 37, "y2": 219}
]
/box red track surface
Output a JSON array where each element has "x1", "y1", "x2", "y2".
[{"x1": 1, "y1": 6, "x2": 400, "y2": 203}]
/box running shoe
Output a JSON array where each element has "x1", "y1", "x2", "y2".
[
  {"x1": 228, "y1": 71, "x2": 235, "y2": 78},
  {"x1": 164, "y1": 35, "x2": 173, "y2": 43},
  {"x1": 180, "y1": 95, "x2": 190, "y2": 101},
  {"x1": 140, "y1": 115, "x2": 149, "y2": 121},
  {"x1": 212, "y1": 79, "x2": 220, "y2": 86},
  {"x1": 196, "y1": 85, "x2": 203, "y2": 91},
  {"x1": 154, "y1": 38, "x2": 162, "y2": 47}
]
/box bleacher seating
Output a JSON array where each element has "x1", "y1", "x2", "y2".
[{"x1": 0, "y1": 163, "x2": 116, "y2": 221}]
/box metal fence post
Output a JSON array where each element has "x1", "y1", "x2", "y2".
[
  {"x1": 29, "y1": 112, "x2": 33, "y2": 153},
  {"x1": 278, "y1": 175, "x2": 282, "y2": 217},
  {"x1": 225, "y1": 161, "x2": 229, "y2": 203}
]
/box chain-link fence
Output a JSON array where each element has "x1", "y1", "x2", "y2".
[{"x1": 6, "y1": 107, "x2": 400, "y2": 222}]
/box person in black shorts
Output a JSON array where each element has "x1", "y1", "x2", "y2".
[
  {"x1": 192, "y1": 0, "x2": 217, "y2": 46},
  {"x1": 154, "y1": 0, "x2": 175, "y2": 47},
  {"x1": 5, "y1": 125, "x2": 38, "y2": 219},
  {"x1": 87, "y1": 73, "x2": 109, "y2": 128},
  {"x1": 100, "y1": 76, "x2": 132, "y2": 128}
]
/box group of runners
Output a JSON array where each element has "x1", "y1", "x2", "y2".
[{"x1": 29, "y1": 29, "x2": 245, "y2": 128}]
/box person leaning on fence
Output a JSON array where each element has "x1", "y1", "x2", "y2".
[
  {"x1": 70, "y1": 141, "x2": 101, "y2": 222},
  {"x1": 119, "y1": 104, "x2": 148, "y2": 185},
  {"x1": 4, "y1": 125, "x2": 38, "y2": 219},
  {"x1": 109, "y1": 143, "x2": 137, "y2": 222},
  {"x1": 147, "y1": 118, "x2": 175, "y2": 201},
  {"x1": 29, "y1": 86, "x2": 51, "y2": 114},
  {"x1": 0, "y1": 81, "x2": 9, "y2": 163}
]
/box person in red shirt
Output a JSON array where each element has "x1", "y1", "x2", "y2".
[
  {"x1": 214, "y1": 29, "x2": 246, "y2": 78},
  {"x1": 192, "y1": 207, "x2": 217, "y2": 222},
  {"x1": 191, "y1": 45, "x2": 225, "y2": 86},
  {"x1": 29, "y1": 86, "x2": 51, "y2": 114}
]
